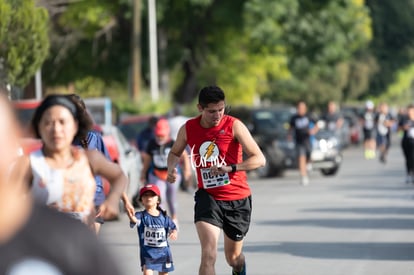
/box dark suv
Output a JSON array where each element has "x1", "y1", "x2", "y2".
[{"x1": 229, "y1": 106, "x2": 294, "y2": 177}]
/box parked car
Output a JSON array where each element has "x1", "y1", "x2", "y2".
[
  {"x1": 270, "y1": 106, "x2": 343, "y2": 176},
  {"x1": 12, "y1": 99, "x2": 43, "y2": 155},
  {"x1": 12, "y1": 99, "x2": 41, "y2": 136},
  {"x1": 229, "y1": 106, "x2": 289, "y2": 177},
  {"x1": 118, "y1": 114, "x2": 155, "y2": 149},
  {"x1": 341, "y1": 110, "x2": 363, "y2": 145},
  {"x1": 310, "y1": 122, "x2": 343, "y2": 176},
  {"x1": 99, "y1": 124, "x2": 142, "y2": 207}
]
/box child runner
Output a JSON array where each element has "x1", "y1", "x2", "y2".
[{"x1": 130, "y1": 184, "x2": 178, "y2": 275}]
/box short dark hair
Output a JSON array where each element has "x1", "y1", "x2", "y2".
[{"x1": 198, "y1": 86, "x2": 225, "y2": 108}]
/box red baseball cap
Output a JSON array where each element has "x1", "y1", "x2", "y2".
[{"x1": 139, "y1": 184, "x2": 161, "y2": 199}]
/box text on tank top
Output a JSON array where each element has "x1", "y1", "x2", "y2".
[{"x1": 186, "y1": 115, "x2": 249, "y2": 200}]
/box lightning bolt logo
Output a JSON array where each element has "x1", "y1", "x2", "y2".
[{"x1": 204, "y1": 139, "x2": 216, "y2": 160}]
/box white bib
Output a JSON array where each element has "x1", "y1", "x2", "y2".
[
  {"x1": 200, "y1": 168, "x2": 230, "y2": 189},
  {"x1": 143, "y1": 226, "x2": 167, "y2": 247}
]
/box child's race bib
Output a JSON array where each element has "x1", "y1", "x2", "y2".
[{"x1": 144, "y1": 226, "x2": 167, "y2": 247}]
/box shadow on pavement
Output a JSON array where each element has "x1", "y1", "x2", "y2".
[
  {"x1": 302, "y1": 206, "x2": 414, "y2": 215},
  {"x1": 257, "y1": 217, "x2": 414, "y2": 230},
  {"x1": 241, "y1": 241, "x2": 414, "y2": 261}
]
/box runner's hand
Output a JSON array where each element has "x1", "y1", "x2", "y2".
[
  {"x1": 99, "y1": 195, "x2": 119, "y2": 220},
  {"x1": 167, "y1": 168, "x2": 178, "y2": 183},
  {"x1": 210, "y1": 165, "x2": 230, "y2": 176},
  {"x1": 169, "y1": 229, "x2": 178, "y2": 241},
  {"x1": 123, "y1": 199, "x2": 136, "y2": 222}
]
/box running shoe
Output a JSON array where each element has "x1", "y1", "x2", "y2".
[
  {"x1": 232, "y1": 263, "x2": 246, "y2": 275},
  {"x1": 301, "y1": 176, "x2": 309, "y2": 186}
]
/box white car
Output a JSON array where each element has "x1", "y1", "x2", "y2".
[{"x1": 99, "y1": 124, "x2": 141, "y2": 206}]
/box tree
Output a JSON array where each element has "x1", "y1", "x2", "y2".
[
  {"x1": 245, "y1": 0, "x2": 372, "y2": 107},
  {"x1": 366, "y1": 0, "x2": 414, "y2": 97},
  {"x1": 41, "y1": 0, "x2": 130, "y2": 85},
  {"x1": 0, "y1": 0, "x2": 49, "y2": 88},
  {"x1": 38, "y1": 0, "x2": 374, "y2": 109}
]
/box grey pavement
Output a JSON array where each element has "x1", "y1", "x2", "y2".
[{"x1": 100, "y1": 141, "x2": 414, "y2": 275}]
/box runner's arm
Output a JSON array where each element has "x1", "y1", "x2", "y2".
[
  {"x1": 140, "y1": 151, "x2": 152, "y2": 183},
  {"x1": 167, "y1": 125, "x2": 187, "y2": 183},
  {"x1": 232, "y1": 119, "x2": 266, "y2": 172}
]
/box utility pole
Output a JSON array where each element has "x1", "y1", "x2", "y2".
[
  {"x1": 148, "y1": 0, "x2": 159, "y2": 101},
  {"x1": 132, "y1": 0, "x2": 141, "y2": 101},
  {"x1": 35, "y1": 69, "x2": 42, "y2": 100}
]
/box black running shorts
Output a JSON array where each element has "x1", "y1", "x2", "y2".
[{"x1": 194, "y1": 188, "x2": 252, "y2": 241}]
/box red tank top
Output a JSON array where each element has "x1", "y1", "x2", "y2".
[{"x1": 186, "y1": 115, "x2": 250, "y2": 200}]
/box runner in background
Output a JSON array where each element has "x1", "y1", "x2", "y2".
[
  {"x1": 375, "y1": 102, "x2": 394, "y2": 163},
  {"x1": 362, "y1": 100, "x2": 377, "y2": 159},
  {"x1": 399, "y1": 104, "x2": 414, "y2": 183},
  {"x1": 141, "y1": 118, "x2": 191, "y2": 226},
  {"x1": 289, "y1": 101, "x2": 319, "y2": 186}
]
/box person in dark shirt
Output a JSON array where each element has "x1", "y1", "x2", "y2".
[
  {"x1": 362, "y1": 100, "x2": 377, "y2": 159},
  {"x1": 399, "y1": 104, "x2": 414, "y2": 183},
  {"x1": 375, "y1": 102, "x2": 394, "y2": 163},
  {"x1": 136, "y1": 116, "x2": 159, "y2": 153},
  {"x1": 289, "y1": 101, "x2": 318, "y2": 185},
  {"x1": 321, "y1": 101, "x2": 343, "y2": 132}
]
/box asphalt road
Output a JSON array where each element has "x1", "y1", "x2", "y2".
[{"x1": 100, "y1": 141, "x2": 414, "y2": 275}]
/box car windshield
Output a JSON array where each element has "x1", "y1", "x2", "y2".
[
  {"x1": 253, "y1": 111, "x2": 279, "y2": 133},
  {"x1": 118, "y1": 121, "x2": 148, "y2": 141}
]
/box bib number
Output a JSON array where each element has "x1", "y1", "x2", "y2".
[
  {"x1": 200, "y1": 168, "x2": 230, "y2": 189},
  {"x1": 144, "y1": 227, "x2": 167, "y2": 247}
]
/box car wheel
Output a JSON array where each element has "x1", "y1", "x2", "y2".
[
  {"x1": 256, "y1": 152, "x2": 280, "y2": 178},
  {"x1": 320, "y1": 166, "x2": 339, "y2": 176}
]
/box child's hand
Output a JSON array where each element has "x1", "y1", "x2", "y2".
[
  {"x1": 168, "y1": 229, "x2": 178, "y2": 241},
  {"x1": 131, "y1": 215, "x2": 139, "y2": 224}
]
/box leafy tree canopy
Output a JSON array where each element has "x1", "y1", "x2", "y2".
[{"x1": 0, "y1": 0, "x2": 49, "y2": 88}]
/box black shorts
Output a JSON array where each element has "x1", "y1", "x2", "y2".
[
  {"x1": 194, "y1": 188, "x2": 252, "y2": 241},
  {"x1": 363, "y1": 129, "x2": 375, "y2": 141},
  {"x1": 296, "y1": 142, "x2": 311, "y2": 160}
]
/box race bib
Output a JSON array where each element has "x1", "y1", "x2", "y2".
[
  {"x1": 200, "y1": 168, "x2": 230, "y2": 189},
  {"x1": 153, "y1": 154, "x2": 168, "y2": 168},
  {"x1": 143, "y1": 226, "x2": 167, "y2": 247},
  {"x1": 408, "y1": 128, "x2": 414, "y2": 139}
]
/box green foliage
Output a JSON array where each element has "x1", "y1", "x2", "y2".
[
  {"x1": 0, "y1": 0, "x2": 49, "y2": 87},
  {"x1": 244, "y1": 0, "x2": 372, "y2": 107},
  {"x1": 42, "y1": 0, "x2": 131, "y2": 86},
  {"x1": 113, "y1": 90, "x2": 172, "y2": 115},
  {"x1": 35, "y1": 0, "x2": 414, "y2": 110},
  {"x1": 59, "y1": 0, "x2": 116, "y2": 38},
  {"x1": 378, "y1": 64, "x2": 414, "y2": 105},
  {"x1": 366, "y1": 0, "x2": 414, "y2": 97}
]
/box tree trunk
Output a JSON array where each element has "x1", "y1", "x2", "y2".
[{"x1": 174, "y1": 60, "x2": 198, "y2": 104}]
